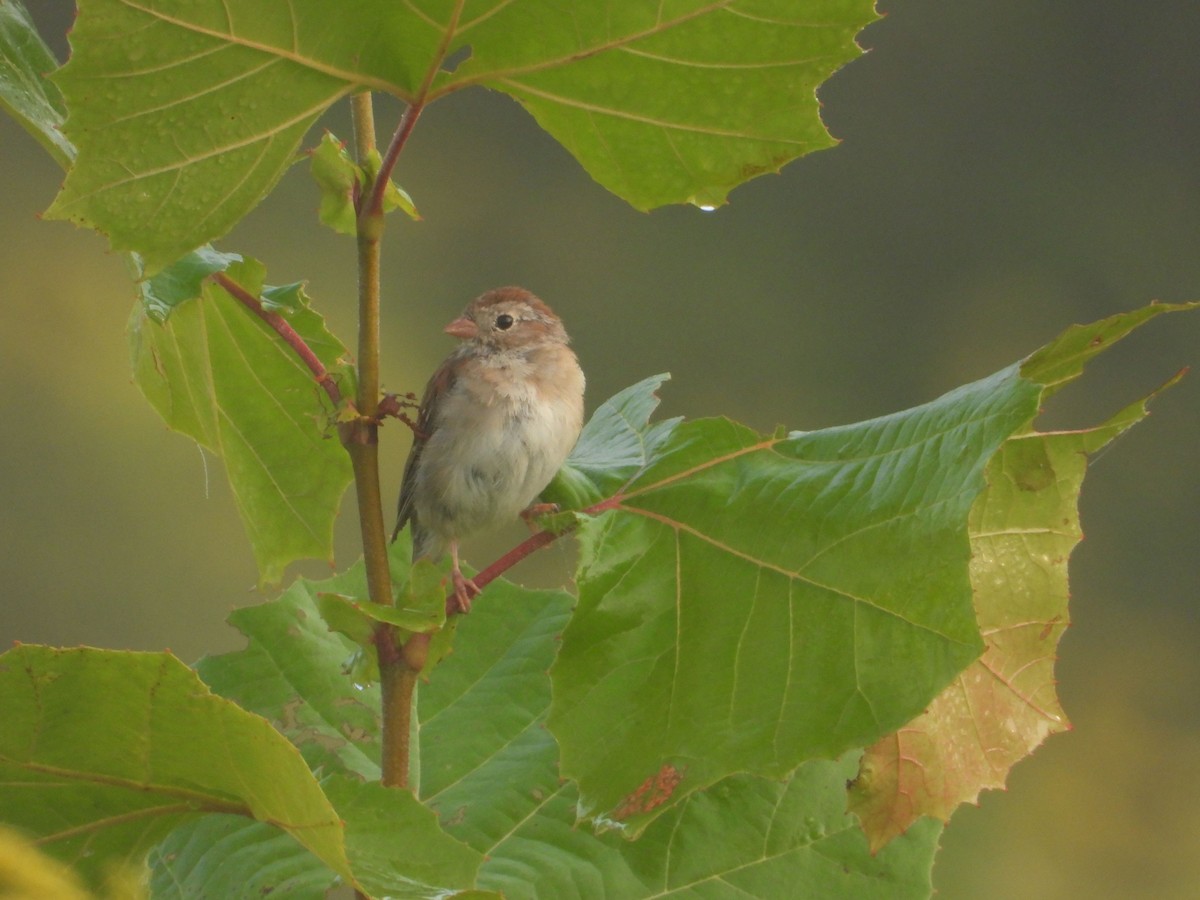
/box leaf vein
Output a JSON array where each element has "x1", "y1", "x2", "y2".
[
  {"x1": 618, "y1": 46, "x2": 827, "y2": 70},
  {"x1": 457, "y1": 0, "x2": 517, "y2": 33},
  {"x1": 60, "y1": 90, "x2": 351, "y2": 206},
  {"x1": 98, "y1": 55, "x2": 283, "y2": 129},
  {"x1": 438, "y1": 0, "x2": 734, "y2": 95},
  {"x1": 622, "y1": 505, "x2": 969, "y2": 644},
  {"x1": 422, "y1": 716, "x2": 547, "y2": 806},
  {"x1": 89, "y1": 42, "x2": 228, "y2": 79},
  {"x1": 113, "y1": 0, "x2": 404, "y2": 95},
  {"x1": 481, "y1": 783, "x2": 566, "y2": 858},
  {"x1": 0, "y1": 756, "x2": 248, "y2": 813},
  {"x1": 495, "y1": 78, "x2": 802, "y2": 143}
]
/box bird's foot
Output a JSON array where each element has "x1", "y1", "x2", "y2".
[
  {"x1": 519, "y1": 502, "x2": 561, "y2": 532},
  {"x1": 450, "y1": 568, "x2": 481, "y2": 614}
]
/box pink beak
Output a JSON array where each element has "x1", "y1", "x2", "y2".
[{"x1": 444, "y1": 315, "x2": 478, "y2": 340}]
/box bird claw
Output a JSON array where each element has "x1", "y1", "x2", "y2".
[
  {"x1": 450, "y1": 568, "x2": 480, "y2": 614},
  {"x1": 520, "y1": 502, "x2": 560, "y2": 532}
]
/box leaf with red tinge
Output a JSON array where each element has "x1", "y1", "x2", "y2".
[
  {"x1": 847, "y1": 304, "x2": 1196, "y2": 852},
  {"x1": 551, "y1": 365, "x2": 1043, "y2": 833},
  {"x1": 181, "y1": 458, "x2": 945, "y2": 897}
]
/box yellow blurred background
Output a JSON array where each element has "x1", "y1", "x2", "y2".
[{"x1": 3, "y1": 2, "x2": 1198, "y2": 897}]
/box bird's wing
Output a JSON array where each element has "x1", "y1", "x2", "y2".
[{"x1": 392, "y1": 356, "x2": 456, "y2": 542}]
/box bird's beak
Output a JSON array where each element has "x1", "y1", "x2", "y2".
[{"x1": 444, "y1": 316, "x2": 478, "y2": 340}]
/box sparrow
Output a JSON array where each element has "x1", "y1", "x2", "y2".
[{"x1": 393, "y1": 287, "x2": 585, "y2": 611}]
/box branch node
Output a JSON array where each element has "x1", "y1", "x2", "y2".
[
  {"x1": 401, "y1": 632, "x2": 431, "y2": 672},
  {"x1": 373, "y1": 623, "x2": 402, "y2": 666},
  {"x1": 339, "y1": 417, "x2": 379, "y2": 447}
]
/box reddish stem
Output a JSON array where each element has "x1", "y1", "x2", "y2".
[
  {"x1": 213, "y1": 272, "x2": 343, "y2": 407},
  {"x1": 358, "y1": 101, "x2": 425, "y2": 223},
  {"x1": 356, "y1": 0, "x2": 462, "y2": 222},
  {"x1": 444, "y1": 495, "x2": 622, "y2": 616}
]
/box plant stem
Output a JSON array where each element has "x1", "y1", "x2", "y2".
[
  {"x1": 349, "y1": 91, "x2": 414, "y2": 791},
  {"x1": 361, "y1": 100, "x2": 424, "y2": 221},
  {"x1": 446, "y1": 496, "x2": 622, "y2": 615},
  {"x1": 214, "y1": 272, "x2": 342, "y2": 406},
  {"x1": 379, "y1": 662, "x2": 420, "y2": 788},
  {"x1": 352, "y1": 93, "x2": 382, "y2": 412}
]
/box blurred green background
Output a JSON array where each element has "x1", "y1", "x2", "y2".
[{"x1": 3, "y1": 2, "x2": 1198, "y2": 897}]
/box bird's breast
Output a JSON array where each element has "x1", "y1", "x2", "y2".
[{"x1": 414, "y1": 351, "x2": 583, "y2": 542}]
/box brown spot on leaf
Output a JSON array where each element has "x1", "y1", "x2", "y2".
[
  {"x1": 279, "y1": 697, "x2": 303, "y2": 730},
  {"x1": 612, "y1": 763, "x2": 685, "y2": 820},
  {"x1": 1039, "y1": 615, "x2": 1063, "y2": 641}
]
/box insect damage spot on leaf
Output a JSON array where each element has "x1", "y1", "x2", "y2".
[
  {"x1": 442, "y1": 44, "x2": 472, "y2": 74},
  {"x1": 612, "y1": 764, "x2": 685, "y2": 820}
]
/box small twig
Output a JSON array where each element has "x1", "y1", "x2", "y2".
[
  {"x1": 469, "y1": 530, "x2": 561, "y2": 599},
  {"x1": 356, "y1": 0, "x2": 463, "y2": 222},
  {"x1": 359, "y1": 100, "x2": 425, "y2": 223},
  {"x1": 213, "y1": 272, "x2": 342, "y2": 407},
  {"x1": 442, "y1": 496, "x2": 623, "y2": 616}
]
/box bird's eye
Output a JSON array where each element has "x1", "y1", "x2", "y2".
[{"x1": 495, "y1": 313, "x2": 515, "y2": 330}]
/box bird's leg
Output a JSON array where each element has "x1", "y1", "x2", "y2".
[
  {"x1": 449, "y1": 540, "x2": 480, "y2": 613},
  {"x1": 519, "y1": 502, "x2": 560, "y2": 532}
]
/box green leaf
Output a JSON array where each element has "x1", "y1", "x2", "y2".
[
  {"x1": 545, "y1": 372, "x2": 680, "y2": 509},
  {"x1": 197, "y1": 580, "x2": 383, "y2": 781},
  {"x1": 203, "y1": 576, "x2": 562, "y2": 887},
  {"x1": 479, "y1": 763, "x2": 939, "y2": 900},
  {"x1": 149, "y1": 777, "x2": 485, "y2": 899},
  {"x1": 195, "y1": 538, "x2": 442, "y2": 779},
  {"x1": 318, "y1": 559, "x2": 447, "y2": 647},
  {"x1": 42, "y1": 0, "x2": 441, "y2": 270},
  {"x1": 0, "y1": 646, "x2": 357, "y2": 893},
  {"x1": 47, "y1": 1, "x2": 876, "y2": 268},
  {"x1": 153, "y1": 555, "x2": 484, "y2": 897},
  {"x1": 550, "y1": 365, "x2": 1044, "y2": 830},
  {"x1": 317, "y1": 588, "x2": 442, "y2": 642},
  {"x1": 438, "y1": 0, "x2": 878, "y2": 210},
  {"x1": 309, "y1": 131, "x2": 362, "y2": 236},
  {"x1": 129, "y1": 256, "x2": 353, "y2": 584},
  {"x1": 0, "y1": 0, "x2": 74, "y2": 167},
  {"x1": 261, "y1": 279, "x2": 314, "y2": 312},
  {"x1": 45, "y1": 3, "x2": 381, "y2": 270},
  {"x1": 418, "y1": 584, "x2": 575, "y2": 851},
  {"x1": 363, "y1": 145, "x2": 420, "y2": 221},
  {"x1": 192, "y1": 534, "x2": 939, "y2": 897},
  {"x1": 308, "y1": 132, "x2": 419, "y2": 236},
  {"x1": 1019, "y1": 300, "x2": 1200, "y2": 396},
  {"x1": 847, "y1": 307, "x2": 1198, "y2": 851},
  {"x1": 325, "y1": 775, "x2": 483, "y2": 899},
  {"x1": 149, "y1": 816, "x2": 333, "y2": 899},
  {"x1": 416, "y1": 547, "x2": 939, "y2": 897},
  {"x1": 136, "y1": 245, "x2": 242, "y2": 323}
]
